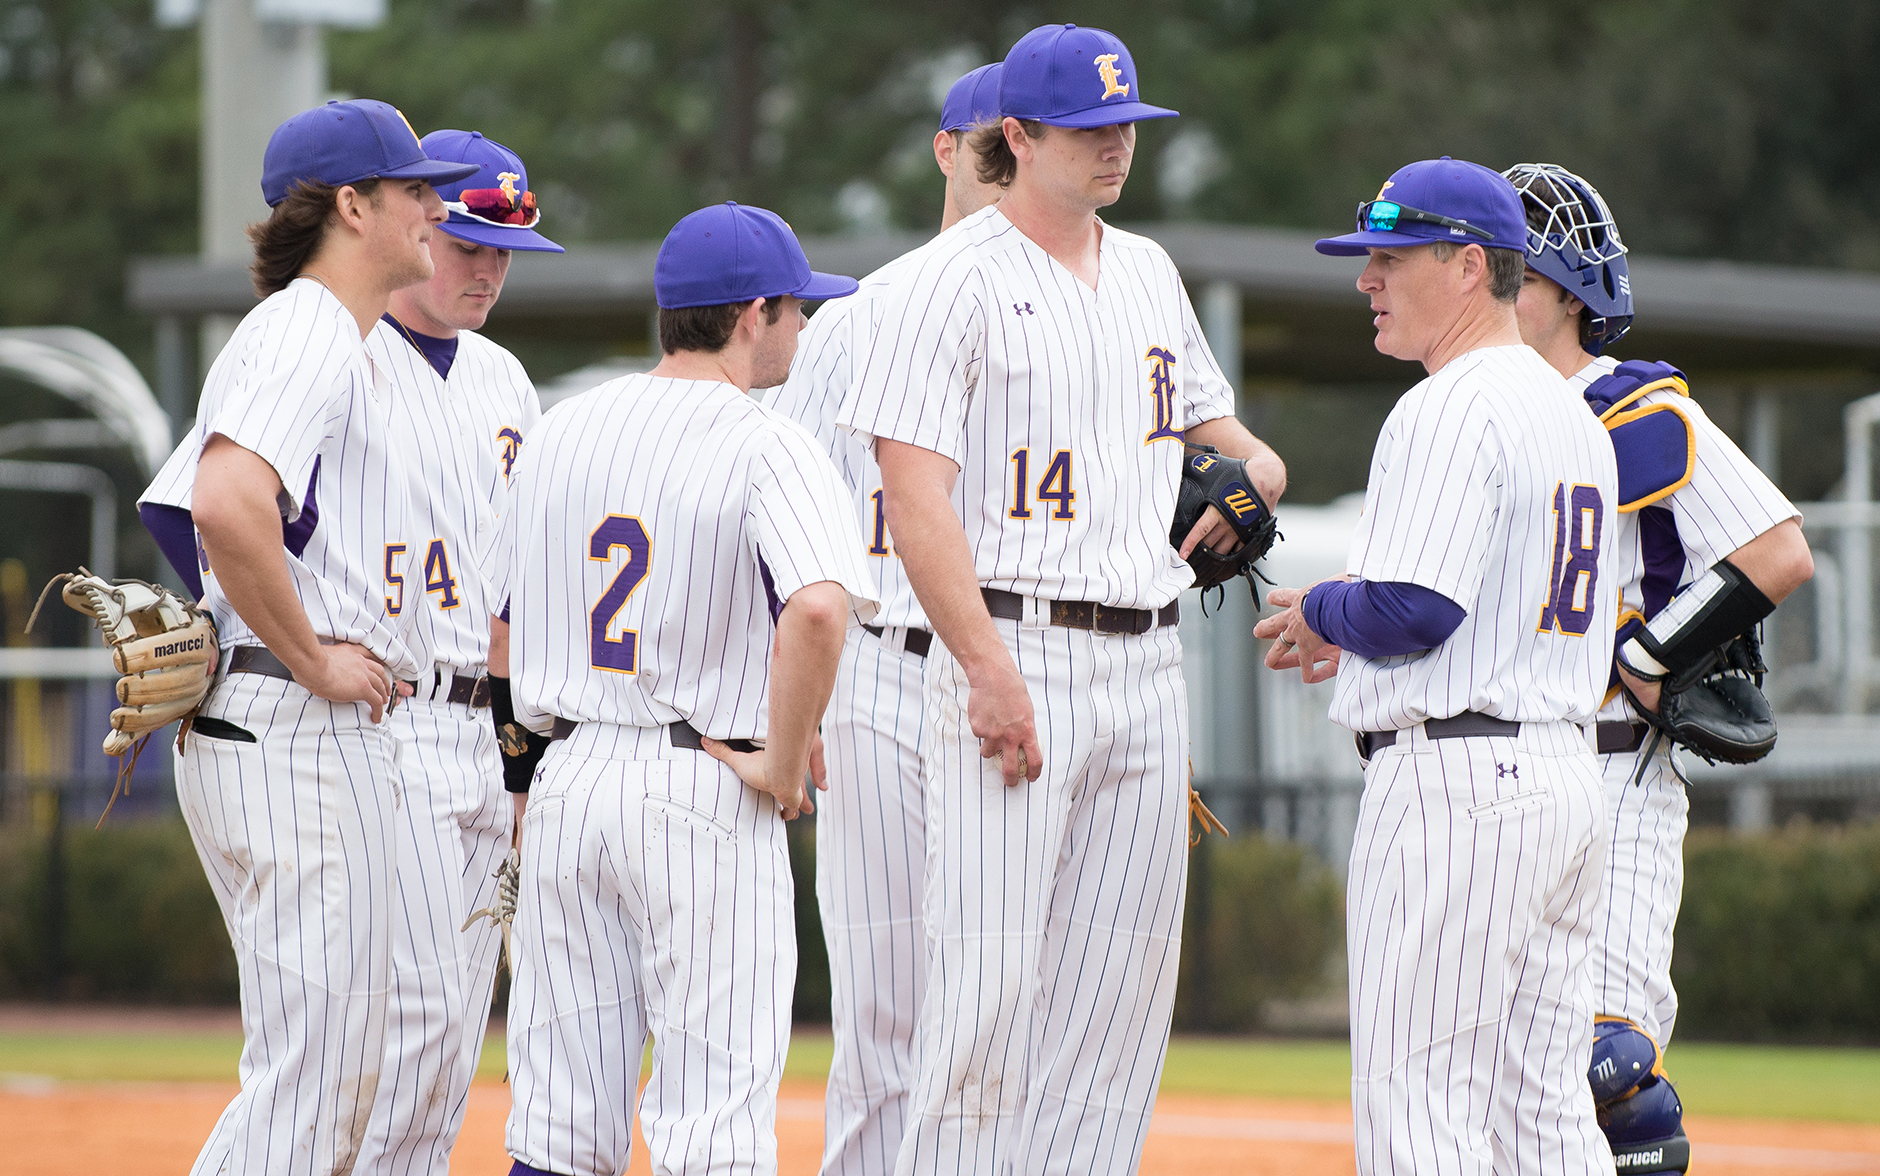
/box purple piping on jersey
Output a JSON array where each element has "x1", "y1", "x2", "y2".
[
  {"x1": 382, "y1": 313, "x2": 459, "y2": 379},
  {"x1": 139, "y1": 502, "x2": 205, "y2": 599},
  {"x1": 1638, "y1": 505, "x2": 1683, "y2": 621},
  {"x1": 282, "y1": 457, "x2": 321, "y2": 559},
  {"x1": 507, "y1": 1162, "x2": 573, "y2": 1176},
  {"x1": 1302, "y1": 578, "x2": 1466, "y2": 659},
  {"x1": 757, "y1": 555, "x2": 784, "y2": 624}
]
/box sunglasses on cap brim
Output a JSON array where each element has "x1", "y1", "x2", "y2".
[
  {"x1": 445, "y1": 187, "x2": 540, "y2": 228},
  {"x1": 1356, "y1": 199, "x2": 1493, "y2": 241}
]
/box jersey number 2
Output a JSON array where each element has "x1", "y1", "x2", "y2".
[
  {"x1": 1537, "y1": 482, "x2": 1603, "y2": 636},
  {"x1": 590, "y1": 515, "x2": 652, "y2": 674}
]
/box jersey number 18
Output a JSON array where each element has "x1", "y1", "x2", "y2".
[{"x1": 1537, "y1": 482, "x2": 1603, "y2": 636}]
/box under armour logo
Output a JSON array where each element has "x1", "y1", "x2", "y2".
[
  {"x1": 1014, "y1": 302, "x2": 1035, "y2": 316},
  {"x1": 1496, "y1": 762, "x2": 1519, "y2": 779}
]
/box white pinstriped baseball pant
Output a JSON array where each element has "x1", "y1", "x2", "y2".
[
  {"x1": 174, "y1": 670, "x2": 402, "y2": 1176},
  {"x1": 1347, "y1": 720, "x2": 1614, "y2": 1176},
  {"x1": 504, "y1": 722, "x2": 796, "y2": 1176},
  {"x1": 816, "y1": 626, "x2": 929, "y2": 1176},
  {"x1": 354, "y1": 689, "x2": 512, "y2": 1176},
  {"x1": 1591, "y1": 744, "x2": 1686, "y2": 1047},
  {"x1": 896, "y1": 618, "x2": 1189, "y2": 1176}
]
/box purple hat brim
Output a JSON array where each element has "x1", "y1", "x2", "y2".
[
  {"x1": 793, "y1": 271, "x2": 861, "y2": 301},
  {"x1": 378, "y1": 158, "x2": 481, "y2": 187},
  {"x1": 440, "y1": 218, "x2": 566, "y2": 253},
  {"x1": 1314, "y1": 227, "x2": 1526, "y2": 256},
  {"x1": 1034, "y1": 101, "x2": 1178, "y2": 128}
]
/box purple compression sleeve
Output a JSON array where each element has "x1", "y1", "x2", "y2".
[
  {"x1": 1301, "y1": 578, "x2": 1465, "y2": 659},
  {"x1": 139, "y1": 502, "x2": 204, "y2": 599}
]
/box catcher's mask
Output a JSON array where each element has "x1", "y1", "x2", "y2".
[{"x1": 1503, "y1": 162, "x2": 1633, "y2": 354}]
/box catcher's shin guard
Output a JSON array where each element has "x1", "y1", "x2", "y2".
[{"x1": 1590, "y1": 1016, "x2": 1689, "y2": 1174}]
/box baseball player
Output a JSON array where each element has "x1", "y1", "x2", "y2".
[
  {"x1": 837, "y1": 26, "x2": 1284, "y2": 1176},
  {"x1": 349, "y1": 130, "x2": 564, "y2": 1176},
  {"x1": 141, "y1": 101, "x2": 477, "y2": 1176},
  {"x1": 764, "y1": 61, "x2": 1003, "y2": 1176},
  {"x1": 1504, "y1": 162, "x2": 1813, "y2": 1174},
  {"x1": 496, "y1": 201, "x2": 875, "y2": 1176},
  {"x1": 1257, "y1": 157, "x2": 1620, "y2": 1176}
]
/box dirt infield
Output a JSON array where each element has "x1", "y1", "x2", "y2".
[{"x1": 9, "y1": 1076, "x2": 1880, "y2": 1175}]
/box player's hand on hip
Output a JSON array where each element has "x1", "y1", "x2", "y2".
[
  {"x1": 1178, "y1": 504, "x2": 1242, "y2": 560},
  {"x1": 702, "y1": 738, "x2": 814, "y2": 820},
  {"x1": 968, "y1": 660, "x2": 1042, "y2": 787},
  {"x1": 303, "y1": 641, "x2": 397, "y2": 722}
]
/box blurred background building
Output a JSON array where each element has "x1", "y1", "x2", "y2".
[{"x1": 6, "y1": 0, "x2": 1880, "y2": 863}]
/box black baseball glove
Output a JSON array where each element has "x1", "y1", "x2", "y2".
[
  {"x1": 1169, "y1": 443, "x2": 1280, "y2": 609},
  {"x1": 1622, "y1": 630, "x2": 1776, "y2": 766}
]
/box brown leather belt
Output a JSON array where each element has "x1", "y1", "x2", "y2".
[
  {"x1": 227, "y1": 644, "x2": 295, "y2": 682},
  {"x1": 1596, "y1": 721, "x2": 1649, "y2": 755},
  {"x1": 863, "y1": 625, "x2": 933, "y2": 659},
  {"x1": 981, "y1": 587, "x2": 1179, "y2": 636},
  {"x1": 1358, "y1": 712, "x2": 1523, "y2": 760},
  {"x1": 549, "y1": 717, "x2": 758, "y2": 755},
  {"x1": 404, "y1": 668, "x2": 491, "y2": 709}
]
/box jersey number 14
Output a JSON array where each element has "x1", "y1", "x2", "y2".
[{"x1": 1537, "y1": 482, "x2": 1603, "y2": 636}]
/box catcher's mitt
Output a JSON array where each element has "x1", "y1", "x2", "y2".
[
  {"x1": 1170, "y1": 444, "x2": 1279, "y2": 610},
  {"x1": 28, "y1": 568, "x2": 217, "y2": 823},
  {"x1": 1622, "y1": 631, "x2": 1775, "y2": 767}
]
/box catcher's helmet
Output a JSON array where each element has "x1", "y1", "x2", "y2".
[{"x1": 1502, "y1": 162, "x2": 1633, "y2": 353}]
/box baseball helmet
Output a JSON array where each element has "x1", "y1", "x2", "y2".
[{"x1": 1502, "y1": 162, "x2": 1633, "y2": 353}]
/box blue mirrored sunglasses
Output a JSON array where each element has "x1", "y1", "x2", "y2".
[{"x1": 1357, "y1": 199, "x2": 1493, "y2": 241}]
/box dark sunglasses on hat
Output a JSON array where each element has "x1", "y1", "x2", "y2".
[
  {"x1": 1356, "y1": 199, "x2": 1493, "y2": 241},
  {"x1": 446, "y1": 186, "x2": 540, "y2": 228}
]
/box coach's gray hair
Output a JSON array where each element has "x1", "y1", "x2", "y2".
[{"x1": 1429, "y1": 240, "x2": 1524, "y2": 304}]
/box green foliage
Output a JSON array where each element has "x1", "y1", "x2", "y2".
[
  {"x1": 1672, "y1": 821, "x2": 1880, "y2": 1042},
  {"x1": 0, "y1": 0, "x2": 198, "y2": 359},
  {"x1": 0, "y1": 818, "x2": 237, "y2": 1003},
  {"x1": 1174, "y1": 830, "x2": 1344, "y2": 1033}
]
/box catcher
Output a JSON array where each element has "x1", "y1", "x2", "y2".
[
  {"x1": 1506, "y1": 161, "x2": 1813, "y2": 1174},
  {"x1": 27, "y1": 569, "x2": 216, "y2": 824}
]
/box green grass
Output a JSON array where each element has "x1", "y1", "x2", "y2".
[{"x1": 11, "y1": 1028, "x2": 1880, "y2": 1126}]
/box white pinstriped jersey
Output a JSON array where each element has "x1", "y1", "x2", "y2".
[
  {"x1": 836, "y1": 207, "x2": 1238, "y2": 610},
  {"x1": 1329, "y1": 344, "x2": 1619, "y2": 732},
  {"x1": 366, "y1": 322, "x2": 540, "y2": 673},
  {"x1": 1567, "y1": 355, "x2": 1801, "y2": 723},
  {"x1": 498, "y1": 374, "x2": 878, "y2": 739},
  {"x1": 142, "y1": 277, "x2": 426, "y2": 678},
  {"x1": 767, "y1": 238, "x2": 957, "y2": 630}
]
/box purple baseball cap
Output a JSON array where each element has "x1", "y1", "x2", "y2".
[
  {"x1": 999, "y1": 24, "x2": 1177, "y2": 129},
  {"x1": 655, "y1": 202, "x2": 859, "y2": 310},
  {"x1": 420, "y1": 130, "x2": 564, "y2": 253},
  {"x1": 1315, "y1": 157, "x2": 1527, "y2": 256},
  {"x1": 940, "y1": 63, "x2": 1002, "y2": 132},
  {"x1": 260, "y1": 99, "x2": 479, "y2": 207}
]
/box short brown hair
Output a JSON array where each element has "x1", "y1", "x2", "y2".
[
  {"x1": 246, "y1": 178, "x2": 382, "y2": 297},
  {"x1": 971, "y1": 118, "x2": 1047, "y2": 189},
  {"x1": 657, "y1": 297, "x2": 785, "y2": 355},
  {"x1": 1428, "y1": 240, "x2": 1524, "y2": 303}
]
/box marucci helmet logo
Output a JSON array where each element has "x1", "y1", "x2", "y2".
[{"x1": 1095, "y1": 54, "x2": 1129, "y2": 99}]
